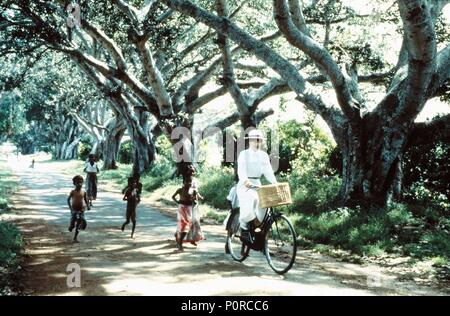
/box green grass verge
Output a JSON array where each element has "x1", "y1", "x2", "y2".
[
  {"x1": 290, "y1": 203, "x2": 450, "y2": 263},
  {"x1": 0, "y1": 161, "x2": 23, "y2": 295}
]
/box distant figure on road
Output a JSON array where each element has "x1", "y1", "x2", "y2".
[
  {"x1": 67, "y1": 175, "x2": 90, "y2": 243},
  {"x1": 30, "y1": 159, "x2": 35, "y2": 169},
  {"x1": 121, "y1": 177, "x2": 141, "y2": 238},
  {"x1": 84, "y1": 154, "x2": 99, "y2": 207}
]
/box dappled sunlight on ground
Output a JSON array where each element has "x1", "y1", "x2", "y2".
[{"x1": 5, "y1": 155, "x2": 446, "y2": 296}]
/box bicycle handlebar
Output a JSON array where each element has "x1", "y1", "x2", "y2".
[{"x1": 246, "y1": 184, "x2": 261, "y2": 190}]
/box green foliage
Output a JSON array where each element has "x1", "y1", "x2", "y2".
[
  {"x1": 0, "y1": 221, "x2": 23, "y2": 268},
  {"x1": 286, "y1": 173, "x2": 341, "y2": 215},
  {"x1": 0, "y1": 165, "x2": 22, "y2": 295},
  {"x1": 13, "y1": 130, "x2": 36, "y2": 155},
  {"x1": 0, "y1": 93, "x2": 26, "y2": 140},
  {"x1": 0, "y1": 167, "x2": 16, "y2": 212},
  {"x1": 404, "y1": 140, "x2": 450, "y2": 204},
  {"x1": 292, "y1": 202, "x2": 450, "y2": 260},
  {"x1": 148, "y1": 182, "x2": 180, "y2": 205},
  {"x1": 78, "y1": 135, "x2": 93, "y2": 162},
  {"x1": 204, "y1": 209, "x2": 228, "y2": 223},
  {"x1": 404, "y1": 183, "x2": 450, "y2": 212},
  {"x1": 140, "y1": 156, "x2": 176, "y2": 192},
  {"x1": 198, "y1": 167, "x2": 235, "y2": 210},
  {"x1": 99, "y1": 164, "x2": 133, "y2": 185},
  {"x1": 330, "y1": 41, "x2": 386, "y2": 72},
  {"x1": 118, "y1": 141, "x2": 133, "y2": 164},
  {"x1": 431, "y1": 256, "x2": 448, "y2": 268},
  {"x1": 262, "y1": 118, "x2": 341, "y2": 214},
  {"x1": 264, "y1": 118, "x2": 335, "y2": 174},
  {"x1": 155, "y1": 135, "x2": 173, "y2": 159}
]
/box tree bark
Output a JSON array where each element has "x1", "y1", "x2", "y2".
[
  {"x1": 102, "y1": 116, "x2": 126, "y2": 170},
  {"x1": 53, "y1": 117, "x2": 80, "y2": 160},
  {"x1": 338, "y1": 115, "x2": 409, "y2": 206},
  {"x1": 131, "y1": 109, "x2": 156, "y2": 175},
  {"x1": 160, "y1": 0, "x2": 450, "y2": 207}
]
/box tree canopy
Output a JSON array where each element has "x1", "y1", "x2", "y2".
[{"x1": 1, "y1": 0, "x2": 449, "y2": 205}]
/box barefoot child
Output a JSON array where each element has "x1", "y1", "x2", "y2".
[
  {"x1": 185, "y1": 176, "x2": 204, "y2": 246},
  {"x1": 172, "y1": 178, "x2": 203, "y2": 251},
  {"x1": 121, "y1": 177, "x2": 140, "y2": 238},
  {"x1": 67, "y1": 175, "x2": 90, "y2": 243}
]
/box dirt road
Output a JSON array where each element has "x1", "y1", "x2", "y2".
[{"x1": 5, "y1": 157, "x2": 447, "y2": 296}]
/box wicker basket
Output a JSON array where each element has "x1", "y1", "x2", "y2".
[{"x1": 257, "y1": 182, "x2": 292, "y2": 208}]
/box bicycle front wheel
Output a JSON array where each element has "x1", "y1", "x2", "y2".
[
  {"x1": 226, "y1": 227, "x2": 250, "y2": 262},
  {"x1": 264, "y1": 214, "x2": 297, "y2": 274}
]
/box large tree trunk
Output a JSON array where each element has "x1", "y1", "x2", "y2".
[
  {"x1": 64, "y1": 137, "x2": 81, "y2": 160},
  {"x1": 339, "y1": 117, "x2": 409, "y2": 206},
  {"x1": 167, "y1": 113, "x2": 195, "y2": 180},
  {"x1": 54, "y1": 142, "x2": 62, "y2": 160},
  {"x1": 53, "y1": 118, "x2": 81, "y2": 160},
  {"x1": 90, "y1": 142, "x2": 101, "y2": 157},
  {"x1": 131, "y1": 110, "x2": 156, "y2": 175},
  {"x1": 102, "y1": 116, "x2": 126, "y2": 170}
]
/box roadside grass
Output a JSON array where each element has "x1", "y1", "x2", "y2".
[
  {"x1": 98, "y1": 163, "x2": 133, "y2": 189},
  {"x1": 290, "y1": 203, "x2": 450, "y2": 258},
  {"x1": 36, "y1": 159, "x2": 85, "y2": 176},
  {"x1": 0, "y1": 160, "x2": 23, "y2": 295}
]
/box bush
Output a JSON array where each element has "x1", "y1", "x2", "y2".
[
  {"x1": 99, "y1": 164, "x2": 133, "y2": 188},
  {"x1": 262, "y1": 118, "x2": 335, "y2": 174},
  {"x1": 141, "y1": 156, "x2": 176, "y2": 191},
  {"x1": 386, "y1": 203, "x2": 416, "y2": 227},
  {"x1": 0, "y1": 221, "x2": 23, "y2": 268},
  {"x1": 417, "y1": 231, "x2": 450, "y2": 258},
  {"x1": 404, "y1": 183, "x2": 450, "y2": 213},
  {"x1": 78, "y1": 142, "x2": 92, "y2": 161},
  {"x1": 291, "y1": 200, "x2": 450, "y2": 260},
  {"x1": 118, "y1": 141, "x2": 133, "y2": 164},
  {"x1": 288, "y1": 174, "x2": 341, "y2": 214},
  {"x1": 0, "y1": 167, "x2": 23, "y2": 295},
  {"x1": 403, "y1": 140, "x2": 450, "y2": 201},
  {"x1": 198, "y1": 167, "x2": 235, "y2": 210}
]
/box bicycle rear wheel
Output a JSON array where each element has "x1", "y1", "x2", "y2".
[
  {"x1": 226, "y1": 226, "x2": 250, "y2": 262},
  {"x1": 264, "y1": 214, "x2": 297, "y2": 274}
]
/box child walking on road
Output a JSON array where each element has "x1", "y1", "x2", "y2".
[
  {"x1": 172, "y1": 178, "x2": 204, "y2": 251},
  {"x1": 121, "y1": 177, "x2": 141, "y2": 238},
  {"x1": 67, "y1": 175, "x2": 90, "y2": 243}
]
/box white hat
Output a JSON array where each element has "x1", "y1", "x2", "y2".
[{"x1": 245, "y1": 129, "x2": 266, "y2": 140}]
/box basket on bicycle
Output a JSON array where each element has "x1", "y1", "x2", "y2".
[{"x1": 257, "y1": 182, "x2": 292, "y2": 208}]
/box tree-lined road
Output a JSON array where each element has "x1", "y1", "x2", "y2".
[{"x1": 4, "y1": 157, "x2": 444, "y2": 296}]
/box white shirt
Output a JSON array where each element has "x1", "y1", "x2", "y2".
[
  {"x1": 237, "y1": 149, "x2": 276, "y2": 184},
  {"x1": 85, "y1": 162, "x2": 98, "y2": 173}
]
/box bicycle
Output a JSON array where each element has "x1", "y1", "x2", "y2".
[{"x1": 225, "y1": 186, "x2": 297, "y2": 275}]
